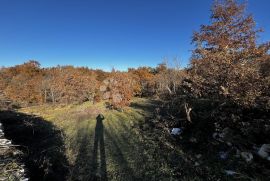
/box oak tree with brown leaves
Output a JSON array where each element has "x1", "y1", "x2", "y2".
[{"x1": 190, "y1": 0, "x2": 270, "y2": 107}]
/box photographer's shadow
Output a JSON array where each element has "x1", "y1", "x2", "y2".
[{"x1": 89, "y1": 114, "x2": 107, "y2": 181}]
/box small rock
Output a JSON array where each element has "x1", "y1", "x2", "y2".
[
  {"x1": 0, "y1": 139, "x2": 12, "y2": 145},
  {"x1": 258, "y1": 144, "x2": 270, "y2": 160},
  {"x1": 171, "y1": 128, "x2": 182, "y2": 136},
  {"x1": 13, "y1": 150, "x2": 23, "y2": 156},
  {"x1": 195, "y1": 154, "x2": 202, "y2": 159},
  {"x1": 240, "y1": 152, "x2": 253, "y2": 162},
  {"x1": 194, "y1": 162, "x2": 200, "y2": 166},
  {"x1": 224, "y1": 170, "x2": 237, "y2": 175}
]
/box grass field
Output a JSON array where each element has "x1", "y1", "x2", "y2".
[
  {"x1": 19, "y1": 98, "x2": 176, "y2": 181},
  {"x1": 3, "y1": 98, "x2": 263, "y2": 180}
]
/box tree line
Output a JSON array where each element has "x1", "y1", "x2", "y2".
[{"x1": 0, "y1": 60, "x2": 175, "y2": 108}]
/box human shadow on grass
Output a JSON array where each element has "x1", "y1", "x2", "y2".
[
  {"x1": 0, "y1": 110, "x2": 69, "y2": 181},
  {"x1": 90, "y1": 114, "x2": 107, "y2": 181},
  {"x1": 72, "y1": 114, "x2": 107, "y2": 181}
]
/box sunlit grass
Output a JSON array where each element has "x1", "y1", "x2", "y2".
[{"x1": 18, "y1": 98, "x2": 176, "y2": 180}]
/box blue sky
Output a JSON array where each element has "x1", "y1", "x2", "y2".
[{"x1": 0, "y1": 0, "x2": 269, "y2": 71}]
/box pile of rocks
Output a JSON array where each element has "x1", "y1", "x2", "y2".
[
  {"x1": 213, "y1": 126, "x2": 270, "y2": 162},
  {"x1": 0, "y1": 122, "x2": 28, "y2": 180},
  {"x1": 100, "y1": 78, "x2": 123, "y2": 104}
]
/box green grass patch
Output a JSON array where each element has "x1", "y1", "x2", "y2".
[{"x1": 18, "y1": 98, "x2": 177, "y2": 180}]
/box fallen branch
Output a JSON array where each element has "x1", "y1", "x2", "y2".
[{"x1": 184, "y1": 103, "x2": 192, "y2": 123}]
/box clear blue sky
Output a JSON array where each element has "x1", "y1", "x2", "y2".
[{"x1": 0, "y1": 0, "x2": 269, "y2": 71}]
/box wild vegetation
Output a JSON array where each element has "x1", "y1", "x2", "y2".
[{"x1": 0, "y1": 0, "x2": 269, "y2": 180}]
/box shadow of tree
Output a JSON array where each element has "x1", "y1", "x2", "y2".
[
  {"x1": 0, "y1": 110, "x2": 69, "y2": 181},
  {"x1": 129, "y1": 100, "x2": 160, "y2": 114},
  {"x1": 104, "y1": 128, "x2": 141, "y2": 180},
  {"x1": 70, "y1": 122, "x2": 92, "y2": 180},
  {"x1": 108, "y1": 106, "x2": 173, "y2": 180}
]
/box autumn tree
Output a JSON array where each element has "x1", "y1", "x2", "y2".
[
  {"x1": 259, "y1": 55, "x2": 270, "y2": 108},
  {"x1": 190, "y1": 0, "x2": 270, "y2": 107},
  {"x1": 41, "y1": 67, "x2": 63, "y2": 104},
  {"x1": 0, "y1": 62, "x2": 100, "y2": 106},
  {"x1": 4, "y1": 61, "x2": 43, "y2": 105},
  {"x1": 95, "y1": 69, "x2": 109, "y2": 82},
  {"x1": 0, "y1": 67, "x2": 9, "y2": 92},
  {"x1": 128, "y1": 67, "x2": 155, "y2": 96},
  {"x1": 153, "y1": 63, "x2": 186, "y2": 96},
  {"x1": 42, "y1": 66, "x2": 98, "y2": 104}
]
